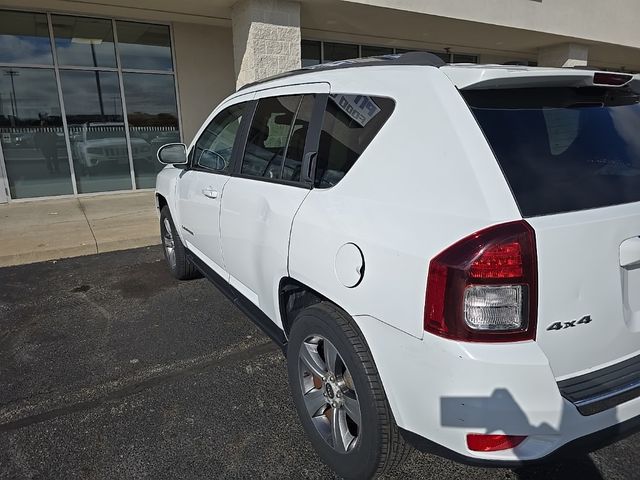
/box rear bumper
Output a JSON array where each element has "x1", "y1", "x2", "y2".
[
  {"x1": 399, "y1": 413, "x2": 640, "y2": 467},
  {"x1": 354, "y1": 314, "x2": 640, "y2": 464}
]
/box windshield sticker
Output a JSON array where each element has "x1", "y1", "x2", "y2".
[{"x1": 330, "y1": 94, "x2": 381, "y2": 127}]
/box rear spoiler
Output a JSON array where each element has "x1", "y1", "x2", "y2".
[{"x1": 442, "y1": 66, "x2": 640, "y2": 92}]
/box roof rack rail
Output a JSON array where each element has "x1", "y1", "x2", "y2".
[{"x1": 239, "y1": 51, "x2": 446, "y2": 91}]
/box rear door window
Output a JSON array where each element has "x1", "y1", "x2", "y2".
[
  {"x1": 241, "y1": 94, "x2": 314, "y2": 182},
  {"x1": 314, "y1": 94, "x2": 395, "y2": 188},
  {"x1": 464, "y1": 87, "x2": 640, "y2": 216}
]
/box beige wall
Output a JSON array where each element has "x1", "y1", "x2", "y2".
[
  {"x1": 172, "y1": 22, "x2": 236, "y2": 144},
  {"x1": 343, "y1": 0, "x2": 640, "y2": 50}
]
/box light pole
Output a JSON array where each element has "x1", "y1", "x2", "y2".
[{"x1": 3, "y1": 69, "x2": 20, "y2": 122}]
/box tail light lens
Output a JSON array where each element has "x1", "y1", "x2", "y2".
[
  {"x1": 467, "y1": 434, "x2": 526, "y2": 452},
  {"x1": 424, "y1": 221, "x2": 537, "y2": 342}
]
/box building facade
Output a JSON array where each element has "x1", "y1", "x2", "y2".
[{"x1": 0, "y1": 0, "x2": 639, "y2": 202}]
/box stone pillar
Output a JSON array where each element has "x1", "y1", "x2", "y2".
[
  {"x1": 231, "y1": 0, "x2": 301, "y2": 89},
  {"x1": 538, "y1": 43, "x2": 589, "y2": 68}
]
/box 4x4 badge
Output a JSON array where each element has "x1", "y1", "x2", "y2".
[{"x1": 546, "y1": 315, "x2": 592, "y2": 331}]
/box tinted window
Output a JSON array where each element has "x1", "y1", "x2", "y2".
[
  {"x1": 315, "y1": 94, "x2": 395, "y2": 188},
  {"x1": 193, "y1": 103, "x2": 244, "y2": 173},
  {"x1": 115, "y1": 21, "x2": 172, "y2": 71},
  {"x1": 0, "y1": 68, "x2": 73, "y2": 198},
  {"x1": 323, "y1": 42, "x2": 358, "y2": 62},
  {"x1": 52, "y1": 15, "x2": 117, "y2": 68},
  {"x1": 122, "y1": 72, "x2": 179, "y2": 188},
  {"x1": 301, "y1": 40, "x2": 321, "y2": 67},
  {"x1": 0, "y1": 11, "x2": 52, "y2": 65},
  {"x1": 60, "y1": 70, "x2": 131, "y2": 193},
  {"x1": 452, "y1": 53, "x2": 477, "y2": 63},
  {"x1": 242, "y1": 95, "x2": 310, "y2": 180},
  {"x1": 465, "y1": 87, "x2": 640, "y2": 216}
]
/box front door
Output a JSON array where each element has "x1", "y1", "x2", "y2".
[{"x1": 177, "y1": 101, "x2": 248, "y2": 278}]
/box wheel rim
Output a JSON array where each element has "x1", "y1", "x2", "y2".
[
  {"x1": 298, "y1": 335, "x2": 361, "y2": 454},
  {"x1": 162, "y1": 218, "x2": 177, "y2": 270}
]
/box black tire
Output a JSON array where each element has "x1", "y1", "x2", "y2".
[
  {"x1": 160, "y1": 205, "x2": 200, "y2": 280},
  {"x1": 287, "y1": 302, "x2": 411, "y2": 479}
]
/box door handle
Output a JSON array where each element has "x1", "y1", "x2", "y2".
[
  {"x1": 620, "y1": 237, "x2": 640, "y2": 268},
  {"x1": 202, "y1": 188, "x2": 219, "y2": 199}
]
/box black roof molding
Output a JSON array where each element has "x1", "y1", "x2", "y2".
[{"x1": 238, "y1": 51, "x2": 446, "y2": 91}]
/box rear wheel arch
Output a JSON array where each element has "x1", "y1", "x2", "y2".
[{"x1": 278, "y1": 277, "x2": 360, "y2": 338}]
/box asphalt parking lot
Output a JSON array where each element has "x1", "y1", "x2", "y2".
[{"x1": 0, "y1": 247, "x2": 638, "y2": 479}]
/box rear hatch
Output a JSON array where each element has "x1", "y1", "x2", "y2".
[{"x1": 459, "y1": 71, "x2": 640, "y2": 380}]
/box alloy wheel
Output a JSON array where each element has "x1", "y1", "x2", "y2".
[
  {"x1": 298, "y1": 335, "x2": 361, "y2": 453},
  {"x1": 162, "y1": 218, "x2": 177, "y2": 270}
]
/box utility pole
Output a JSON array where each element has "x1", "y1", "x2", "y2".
[{"x1": 3, "y1": 69, "x2": 20, "y2": 122}]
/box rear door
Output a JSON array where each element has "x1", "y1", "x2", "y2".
[
  {"x1": 464, "y1": 82, "x2": 640, "y2": 379},
  {"x1": 219, "y1": 83, "x2": 329, "y2": 325}
]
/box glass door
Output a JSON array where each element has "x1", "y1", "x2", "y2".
[{"x1": 0, "y1": 147, "x2": 8, "y2": 203}]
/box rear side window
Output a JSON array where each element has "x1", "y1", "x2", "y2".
[
  {"x1": 315, "y1": 94, "x2": 395, "y2": 188},
  {"x1": 241, "y1": 94, "x2": 313, "y2": 182},
  {"x1": 464, "y1": 87, "x2": 640, "y2": 216}
]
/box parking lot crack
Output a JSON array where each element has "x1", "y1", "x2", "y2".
[
  {"x1": 76, "y1": 198, "x2": 98, "y2": 253},
  {"x1": 0, "y1": 340, "x2": 279, "y2": 433}
]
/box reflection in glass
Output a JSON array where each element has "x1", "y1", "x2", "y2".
[
  {"x1": 52, "y1": 15, "x2": 117, "y2": 68},
  {"x1": 60, "y1": 70, "x2": 132, "y2": 193},
  {"x1": 0, "y1": 68, "x2": 73, "y2": 198},
  {"x1": 115, "y1": 21, "x2": 173, "y2": 71},
  {"x1": 0, "y1": 11, "x2": 52, "y2": 65},
  {"x1": 123, "y1": 72, "x2": 179, "y2": 188},
  {"x1": 301, "y1": 40, "x2": 321, "y2": 67},
  {"x1": 323, "y1": 42, "x2": 358, "y2": 63}
]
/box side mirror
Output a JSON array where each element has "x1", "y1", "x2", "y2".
[{"x1": 157, "y1": 143, "x2": 188, "y2": 165}]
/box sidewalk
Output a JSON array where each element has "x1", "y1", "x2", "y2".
[{"x1": 0, "y1": 192, "x2": 160, "y2": 267}]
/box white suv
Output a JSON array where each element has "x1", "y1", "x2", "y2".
[{"x1": 155, "y1": 52, "x2": 640, "y2": 478}]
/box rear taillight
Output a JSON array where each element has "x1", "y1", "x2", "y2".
[
  {"x1": 424, "y1": 221, "x2": 537, "y2": 342},
  {"x1": 467, "y1": 434, "x2": 526, "y2": 452}
]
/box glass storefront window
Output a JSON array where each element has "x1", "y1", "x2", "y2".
[
  {"x1": 305, "y1": 41, "x2": 477, "y2": 66},
  {"x1": 115, "y1": 21, "x2": 173, "y2": 71},
  {"x1": 302, "y1": 40, "x2": 321, "y2": 67},
  {"x1": 452, "y1": 53, "x2": 478, "y2": 63},
  {"x1": 123, "y1": 72, "x2": 179, "y2": 189},
  {"x1": 52, "y1": 15, "x2": 117, "y2": 68},
  {"x1": 0, "y1": 67, "x2": 73, "y2": 198},
  {"x1": 60, "y1": 70, "x2": 131, "y2": 193},
  {"x1": 323, "y1": 42, "x2": 358, "y2": 62},
  {"x1": 361, "y1": 45, "x2": 393, "y2": 57},
  {"x1": 0, "y1": 10, "x2": 181, "y2": 200},
  {"x1": 0, "y1": 11, "x2": 52, "y2": 65}
]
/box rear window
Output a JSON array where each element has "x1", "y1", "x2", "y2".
[{"x1": 464, "y1": 87, "x2": 640, "y2": 216}]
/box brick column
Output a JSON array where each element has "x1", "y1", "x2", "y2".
[
  {"x1": 538, "y1": 43, "x2": 589, "y2": 68},
  {"x1": 231, "y1": 0, "x2": 301, "y2": 89}
]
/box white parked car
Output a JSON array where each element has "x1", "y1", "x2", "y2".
[{"x1": 155, "y1": 52, "x2": 640, "y2": 478}]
